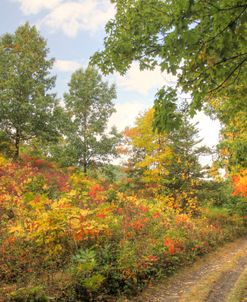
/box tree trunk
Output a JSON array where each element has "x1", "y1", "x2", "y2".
[
  {"x1": 83, "y1": 112, "x2": 88, "y2": 174},
  {"x1": 14, "y1": 131, "x2": 20, "y2": 160},
  {"x1": 83, "y1": 160, "x2": 87, "y2": 174}
]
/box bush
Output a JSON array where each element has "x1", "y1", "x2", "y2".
[
  {"x1": 8, "y1": 287, "x2": 48, "y2": 302},
  {"x1": 0, "y1": 155, "x2": 246, "y2": 300}
]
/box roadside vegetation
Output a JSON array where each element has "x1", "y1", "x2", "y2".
[{"x1": 0, "y1": 1, "x2": 247, "y2": 299}]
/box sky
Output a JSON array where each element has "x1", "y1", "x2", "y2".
[{"x1": 0, "y1": 0, "x2": 221, "y2": 161}]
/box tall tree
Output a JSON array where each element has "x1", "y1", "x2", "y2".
[
  {"x1": 165, "y1": 115, "x2": 208, "y2": 200},
  {"x1": 124, "y1": 108, "x2": 207, "y2": 211},
  {"x1": 62, "y1": 66, "x2": 120, "y2": 173},
  {"x1": 123, "y1": 108, "x2": 173, "y2": 184},
  {"x1": 0, "y1": 23, "x2": 60, "y2": 158},
  {"x1": 92, "y1": 0, "x2": 247, "y2": 130},
  {"x1": 207, "y1": 93, "x2": 247, "y2": 199},
  {"x1": 205, "y1": 93, "x2": 247, "y2": 174}
]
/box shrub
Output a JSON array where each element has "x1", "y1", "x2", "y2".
[
  {"x1": 8, "y1": 286, "x2": 48, "y2": 302},
  {"x1": 0, "y1": 155, "x2": 246, "y2": 300}
]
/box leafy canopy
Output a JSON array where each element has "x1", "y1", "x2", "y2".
[
  {"x1": 92, "y1": 0, "x2": 247, "y2": 130},
  {"x1": 54, "y1": 66, "x2": 120, "y2": 172},
  {"x1": 0, "y1": 23, "x2": 61, "y2": 158}
]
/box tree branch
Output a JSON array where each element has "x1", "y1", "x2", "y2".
[
  {"x1": 214, "y1": 53, "x2": 247, "y2": 66},
  {"x1": 209, "y1": 57, "x2": 247, "y2": 94},
  {"x1": 206, "y1": 7, "x2": 246, "y2": 44}
]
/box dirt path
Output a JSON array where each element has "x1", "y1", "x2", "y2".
[{"x1": 128, "y1": 238, "x2": 247, "y2": 302}]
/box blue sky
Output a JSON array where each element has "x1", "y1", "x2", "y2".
[{"x1": 0, "y1": 0, "x2": 220, "y2": 156}]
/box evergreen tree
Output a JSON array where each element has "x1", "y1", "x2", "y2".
[
  {"x1": 164, "y1": 116, "x2": 209, "y2": 205},
  {"x1": 124, "y1": 108, "x2": 208, "y2": 210}
]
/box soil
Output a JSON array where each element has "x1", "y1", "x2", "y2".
[
  {"x1": 128, "y1": 238, "x2": 247, "y2": 302},
  {"x1": 206, "y1": 255, "x2": 247, "y2": 302}
]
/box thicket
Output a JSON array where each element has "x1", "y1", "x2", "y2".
[
  {"x1": 0, "y1": 155, "x2": 246, "y2": 301},
  {"x1": 0, "y1": 17, "x2": 247, "y2": 301}
]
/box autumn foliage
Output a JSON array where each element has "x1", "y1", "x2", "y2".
[
  {"x1": 0, "y1": 155, "x2": 246, "y2": 301},
  {"x1": 0, "y1": 17, "x2": 246, "y2": 302},
  {"x1": 0, "y1": 110, "x2": 246, "y2": 301},
  {"x1": 232, "y1": 170, "x2": 247, "y2": 198}
]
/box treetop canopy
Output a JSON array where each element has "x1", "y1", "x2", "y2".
[{"x1": 91, "y1": 0, "x2": 247, "y2": 130}]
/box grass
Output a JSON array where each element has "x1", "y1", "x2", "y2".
[{"x1": 227, "y1": 267, "x2": 247, "y2": 302}]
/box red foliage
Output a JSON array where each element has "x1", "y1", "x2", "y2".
[
  {"x1": 152, "y1": 212, "x2": 160, "y2": 219},
  {"x1": 88, "y1": 184, "x2": 105, "y2": 200},
  {"x1": 163, "y1": 238, "x2": 175, "y2": 255},
  {"x1": 163, "y1": 238, "x2": 183, "y2": 256},
  {"x1": 139, "y1": 205, "x2": 148, "y2": 213},
  {"x1": 0, "y1": 157, "x2": 70, "y2": 207},
  {"x1": 116, "y1": 207, "x2": 123, "y2": 215},
  {"x1": 32, "y1": 158, "x2": 54, "y2": 169},
  {"x1": 232, "y1": 170, "x2": 247, "y2": 198},
  {"x1": 96, "y1": 213, "x2": 106, "y2": 219}
]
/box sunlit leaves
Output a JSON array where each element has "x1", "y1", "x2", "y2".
[
  {"x1": 123, "y1": 107, "x2": 205, "y2": 212},
  {"x1": 232, "y1": 170, "x2": 247, "y2": 198},
  {"x1": 0, "y1": 154, "x2": 246, "y2": 298}
]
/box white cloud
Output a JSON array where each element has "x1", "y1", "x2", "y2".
[
  {"x1": 13, "y1": 0, "x2": 115, "y2": 36},
  {"x1": 108, "y1": 101, "x2": 149, "y2": 131},
  {"x1": 54, "y1": 59, "x2": 82, "y2": 72},
  {"x1": 117, "y1": 62, "x2": 177, "y2": 95},
  {"x1": 193, "y1": 112, "x2": 221, "y2": 148},
  {"x1": 194, "y1": 112, "x2": 221, "y2": 166},
  {"x1": 14, "y1": 0, "x2": 62, "y2": 15},
  {"x1": 37, "y1": 0, "x2": 115, "y2": 37}
]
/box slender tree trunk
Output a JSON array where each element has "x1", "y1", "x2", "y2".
[
  {"x1": 83, "y1": 160, "x2": 87, "y2": 174},
  {"x1": 14, "y1": 131, "x2": 20, "y2": 160},
  {"x1": 83, "y1": 112, "x2": 88, "y2": 174}
]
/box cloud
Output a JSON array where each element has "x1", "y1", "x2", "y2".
[
  {"x1": 14, "y1": 0, "x2": 62, "y2": 15},
  {"x1": 117, "y1": 62, "x2": 177, "y2": 95},
  {"x1": 108, "y1": 101, "x2": 149, "y2": 131},
  {"x1": 13, "y1": 0, "x2": 115, "y2": 36},
  {"x1": 193, "y1": 112, "x2": 221, "y2": 148},
  {"x1": 39, "y1": 1, "x2": 114, "y2": 37},
  {"x1": 54, "y1": 59, "x2": 82, "y2": 72}
]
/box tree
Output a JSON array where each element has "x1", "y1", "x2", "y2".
[
  {"x1": 205, "y1": 93, "x2": 247, "y2": 173},
  {"x1": 164, "y1": 115, "x2": 209, "y2": 204},
  {"x1": 208, "y1": 95, "x2": 247, "y2": 200},
  {"x1": 0, "y1": 23, "x2": 60, "y2": 159},
  {"x1": 92, "y1": 0, "x2": 247, "y2": 130},
  {"x1": 124, "y1": 108, "x2": 208, "y2": 211},
  {"x1": 123, "y1": 108, "x2": 173, "y2": 184},
  {"x1": 62, "y1": 66, "x2": 120, "y2": 173}
]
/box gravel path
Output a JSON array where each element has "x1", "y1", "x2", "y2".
[
  {"x1": 206, "y1": 255, "x2": 247, "y2": 302},
  {"x1": 128, "y1": 238, "x2": 247, "y2": 302}
]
